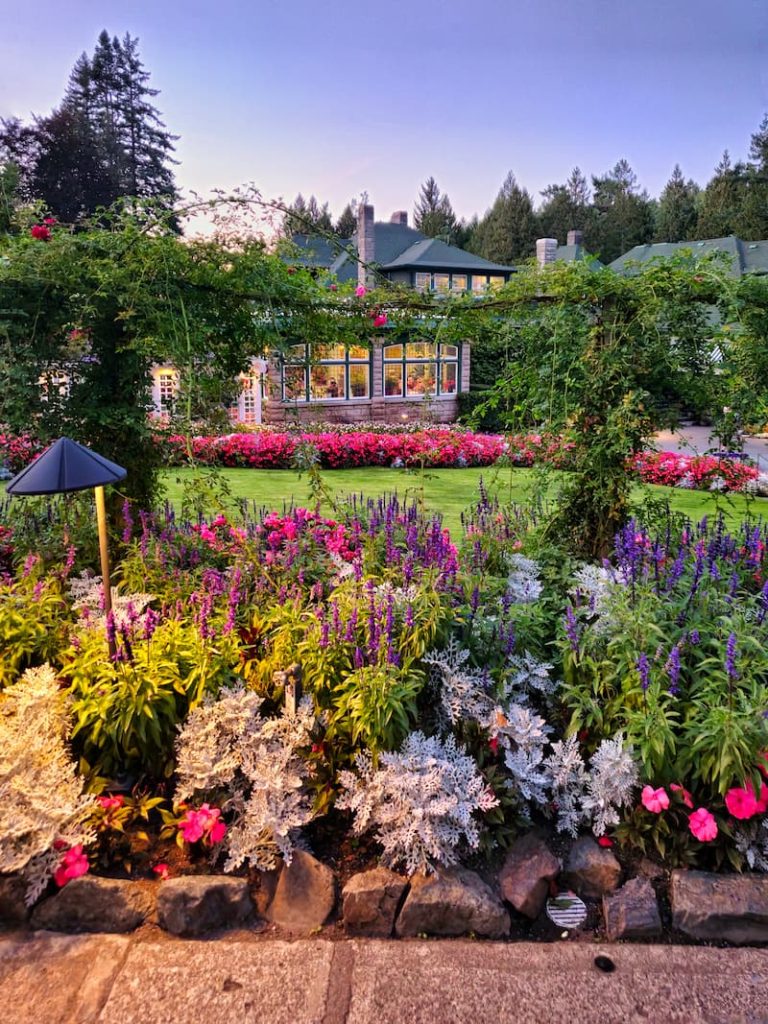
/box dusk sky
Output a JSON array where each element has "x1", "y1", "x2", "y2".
[{"x1": 2, "y1": 0, "x2": 767, "y2": 227}]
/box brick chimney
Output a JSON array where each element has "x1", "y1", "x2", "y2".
[
  {"x1": 567, "y1": 230, "x2": 583, "y2": 246},
  {"x1": 357, "y1": 203, "x2": 376, "y2": 289},
  {"x1": 536, "y1": 238, "x2": 558, "y2": 268},
  {"x1": 390, "y1": 211, "x2": 408, "y2": 226}
]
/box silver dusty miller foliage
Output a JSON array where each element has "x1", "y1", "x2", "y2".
[
  {"x1": 175, "y1": 684, "x2": 318, "y2": 871},
  {"x1": 337, "y1": 731, "x2": 498, "y2": 875}
]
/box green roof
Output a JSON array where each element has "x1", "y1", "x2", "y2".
[
  {"x1": 609, "y1": 235, "x2": 768, "y2": 277},
  {"x1": 383, "y1": 237, "x2": 514, "y2": 273}
]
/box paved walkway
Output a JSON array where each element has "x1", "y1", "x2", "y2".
[
  {"x1": 654, "y1": 426, "x2": 768, "y2": 470},
  {"x1": 3, "y1": 930, "x2": 768, "y2": 1024}
]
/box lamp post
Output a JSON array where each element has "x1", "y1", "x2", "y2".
[{"x1": 6, "y1": 437, "x2": 127, "y2": 659}]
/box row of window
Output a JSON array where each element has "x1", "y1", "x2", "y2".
[
  {"x1": 281, "y1": 343, "x2": 460, "y2": 402},
  {"x1": 414, "y1": 272, "x2": 507, "y2": 293}
]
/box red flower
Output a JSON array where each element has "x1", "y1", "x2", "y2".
[
  {"x1": 152, "y1": 863, "x2": 170, "y2": 880},
  {"x1": 43, "y1": 216, "x2": 57, "y2": 225},
  {"x1": 597, "y1": 836, "x2": 614, "y2": 848},
  {"x1": 488, "y1": 736, "x2": 499, "y2": 755},
  {"x1": 30, "y1": 224, "x2": 52, "y2": 241}
]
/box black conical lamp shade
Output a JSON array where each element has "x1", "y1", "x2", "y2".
[{"x1": 5, "y1": 437, "x2": 127, "y2": 495}]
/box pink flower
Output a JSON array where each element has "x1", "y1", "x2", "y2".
[
  {"x1": 30, "y1": 224, "x2": 51, "y2": 241},
  {"x1": 688, "y1": 807, "x2": 718, "y2": 842},
  {"x1": 97, "y1": 795, "x2": 124, "y2": 811},
  {"x1": 670, "y1": 783, "x2": 694, "y2": 809},
  {"x1": 152, "y1": 863, "x2": 170, "y2": 880},
  {"x1": 641, "y1": 785, "x2": 670, "y2": 814},
  {"x1": 54, "y1": 844, "x2": 89, "y2": 887},
  {"x1": 725, "y1": 781, "x2": 768, "y2": 820},
  {"x1": 43, "y1": 216, "x2": 57, "y2": 225},
  {"x1": 355, "y1": 285, "x2": 367, "y2": 297},
  {"x1": 329, "y1": 283, "x2": 338, "y2": 291},
  {"x1": 178, "y1": 804, "x2": 226, "y2": 846},
  {"x1": 373, "y1": 313, "x2": 388, "y2": 328}
]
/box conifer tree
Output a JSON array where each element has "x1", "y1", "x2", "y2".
[
  {"x1": 413, "y1": 177, "x2": 457, "y2": 242},
  {"x1": 590, "y1": 159, "x2": 654, "y2": 262},
  {"x1": 654, "y1": 165, "x2": 700, "y2": 242},
  {"x1": 335, "y1": 200, "x2": 357, "y2": 238},
  {"x1": 468, "y1": 172, "x2": 538, "y2": 263},
  {"x1": 538, "y1": 167, "x2": 592, "y2": 244}
]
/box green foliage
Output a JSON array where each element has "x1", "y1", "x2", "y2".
[
  {"x1": 329, "y1": 663, "x2": 424, "y2": 757},
  {"x1": 0, "y1": 565, "x2": 73, "y2": 686}
]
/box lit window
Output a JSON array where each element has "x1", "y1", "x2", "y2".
[
  {"x1": 488, "y1": 276, "x2": 505, "y2": 291},
  {"x1": 157, "y1": 370, "x2": 178, "y2": 410},
  {"x1": 471, "y1": 276, "x2": 488, "y2": 293},
  {"x1": 451, "y1": 275, "x2": 467, "y2": 292},
  {"x1": 433, "y1": 273, "x2": 450, "y2": 293},
  {"x1": 414, "y1": 272, "x2": 431, "y2": 291},
  {"x1": 280, "y1": 345, "x2": 371, "y2": 402},
  {"x1": 383, "y1": 342, "x2": 460, "y2": 398}
]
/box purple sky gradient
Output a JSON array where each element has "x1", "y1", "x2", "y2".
[{"x1": 2, "y1": 0, "x2": 767, "y2": 226}]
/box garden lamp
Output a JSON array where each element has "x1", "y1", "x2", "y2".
[{"x1": 5, "y1": 437, "x2": 127, "y2": 658}]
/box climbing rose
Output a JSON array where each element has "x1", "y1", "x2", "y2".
[
  {"x1": 373, "y1": 313, "x2": 388, "y2": 327},
  {"x1": 30, "y1": 224, "x2": 51, "y2": 241},
  {"x1": 54, "y1": 845, "x2": 90, "y2": 887},
  {"x1": 355, "y1": 285, "x2": 367, "y2": 297},
  {"x1": 688, "y1": 807, "x2": 718, "y2": 842},
  {"x1": 641, "y1": 785, "x2": 669, "y2": 814}
]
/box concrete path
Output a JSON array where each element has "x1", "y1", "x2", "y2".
[
  {"x1": 3, "y1": 930, "x2": 768, "y2": 1024},
  {"x1": 654, "y1": 426, "x2": 768, "y2": 470}
]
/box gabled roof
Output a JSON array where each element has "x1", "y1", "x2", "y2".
[
  {"x1": 290, "y1": 221, "x2": 515, "y2": 281},
  {"x1": 383, "y1": 237, "x2": 514, "y2": 273},
  {"x1": 609, "y1": 235, "x2": 768, "y2": 277}
]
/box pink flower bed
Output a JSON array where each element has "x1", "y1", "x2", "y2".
[{"x1": 632, "y1": 451, "x2": 759, "y2": 492}]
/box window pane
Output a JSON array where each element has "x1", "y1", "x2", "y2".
[
  {"x1": 406, "y1": 342, "x2": 436, "y2": 359},
  {"x1": 471, "y1": 276, "x2": 488, "y2": 293},
  {"x1": 384, "y1": 344, "x2": 403, "y2": 360},
  {"x1": 286, "y1": 344, "x2": 307, "y2": 363},
  {"x1": 315, "y1": 343, "x2": 346, "y2": 361},
  {"x1": 488, "y1": 276, "x2": 505, "y2": 291},
  {"x1": 451, "y1": 275, "x2": 467, "y2": 292},
  {"x1": 440, "y1": 344, "x2": 459, "y2": 359},
  {"x1": 406, "y1": 363, "x2": 436, "y2": 396},
  {"x1": 310, "y1": 364, "x2": 345, "y2": 400},
  {"x1": 349, "y1": 364, "x2": 370, "y2": 398},
  {"x1": 433, "y1": 273, "x2": 450, "y2": 293},
  {"x1": 384, "y1": 364, "x2": 403, "y2": 396},
  {"x1": 283, "y1": 365, "x2": 306, "y2": 401},
  {"x1": 440, "y1": 362, "x2": 458, "y2": 394},
  {"x1": 414, "y1": 272, "x2": 431, "y2": 291},
  {"x1": 348, "y1": 345, "x2": 369, "y2": 361}
]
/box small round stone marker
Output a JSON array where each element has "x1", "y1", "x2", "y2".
[{"x1": 545, "y1": 891, "x2": 587, "y2": 930}]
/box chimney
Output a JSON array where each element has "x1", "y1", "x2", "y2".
[
  {"x1": 567, "y1": 229, "x2": 583, "y2": 247},
  {"x1": 390, "y1": 210, "x2": 408, "y2": 226},
  {"x1": 357, "y1": 203, "x2": 376, "y2": 289},
  {"x1": 536, "y1": 238, "x2": 558, "y2": 268}
]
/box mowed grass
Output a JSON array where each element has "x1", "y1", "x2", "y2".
[{"x1": 161, "y1": 466, "x2": 765, "y2": 538}]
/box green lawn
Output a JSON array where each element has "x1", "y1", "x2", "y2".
[{"x1": 161, "y1": 466, "x2": 764, "y2": 537}]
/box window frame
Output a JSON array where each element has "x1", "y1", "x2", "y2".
[
  {"x1": 280, "y1": 343, "x2": 372, "y2": 403},
  {"x1": 382, "y1": 340, "x2": 461, "y2": 399}
]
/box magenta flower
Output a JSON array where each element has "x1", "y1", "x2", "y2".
[
  {"x1": 54, "y1": 844, "x2": 90, "y2": 887},
  {"x1": 670, "y1": 783, "x2": 694, "y2": 809},
  {"x1": 724, "y1": 780, "x2": 768, "y2": 820},
  {"x1": 355, "y1": 285, "x2": 367, "y2": 297},
  {"x1": 641, "y1": 785, "x2": 669, "y2": 814},
  {"x1": 152, "y1": 863, "x2": 170, "y2": 880},
  {"x1": 688, "y1": 807, "x2": 718, "y2": 842},
  {"x1": 373, "y1": 313, "x2": 388, "y2": 328},
  {"x1": 178, "y1": 804, "x2": 227, "y2": 846}
]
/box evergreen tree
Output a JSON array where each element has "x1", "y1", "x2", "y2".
[
  {"x1": 538, "y1": 167, "x2": 592, "y2": 243},
  {"x1": 335, "y1": 200, "x2": 357, "y2": 238},
  {"x1": 413, "y1": 177, "x2": 457, "y2": 242},
  {"x1": 696, "y1": 151, "x2": 745, "y2": 239},
  {"x1": 654, "y1": 165, "x2": 700, "y2": 242},
  {"x1": 468, "y1": 172, "x2": 538, "y2": 263},
  {"x1": 282, "y1": 193, "x2": 333, "y2": 236},
  {"x1": 0, "y1": 31, "x2": 177, "y2": 222},
  {"x1": 590, "y1": 159, "x2": 654, "y2": 262},
  {"x1": 735, "y1": 115, "x2": 768, "y2": 239}
]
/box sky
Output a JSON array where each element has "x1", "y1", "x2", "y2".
[{"x1": 2, "y1": 0, "x2": 768, "y2": 227}]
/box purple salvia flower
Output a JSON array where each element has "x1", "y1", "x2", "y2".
[
  {"x1": 665, "y1": 644, "x2": 682, "y2": 695},
  {"x1": 564, "y1": 605, "x2": 580, "y2": 653},
  {"x1": 688, "y1": 629, "x2": 700, "y2": 645},
  {"x1": 143, "y1": 607, "x2": 160, "y2": 640},
  {"x1": 725, "y1": 632, "x2": 739, "y2": 679},
  {"x1": 637, "y1": 652, "x2": 650, "y2": 690},
  {"x1": 122, "y1": 498, "x2": 133, "y2": 544}
]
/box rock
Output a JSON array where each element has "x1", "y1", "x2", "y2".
[
  {"x1": 670, "y1": 869, "x2": 768, "y2": 945},
  {"x1": 0, "y1": 875, "x2": 29, "y2": 926},
  {"x1": 395, "y1": 867, "x2": 510, "y2": 939},
  {"x1": 637, "y1": 857, "x2": 664, "y2": 880},
  {"x1": 158, "y1": 876, "x2": 253, "y2": 936},
  {"x1": 342, "y1": 867, "x2": 408, "y2": 937},
  {"x1": 603, "y1": 877, "x2": 662, "y2": 940},
  {"x1": 564, "y1": 837, "x2": 621, "y2": 898},
  {"x1": 251, "y1": 867, "x2": 281, "y2": 917},
  {"x1": 498, "y1": 834, "x2": 560, "y2": 919},
  {"x1": 31, "y1": 876, "x2": 153, "y2": 933},
  {"x1": 265, "y1": 851, "x2": 335, "y2": 933}
]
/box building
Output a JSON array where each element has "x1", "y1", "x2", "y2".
[
  {"x1": 609, "y1": 235, "x2": 768, "y2": 277},
  {"x1": 262, "y1": 203, "x2": 515, "y2": 425}
]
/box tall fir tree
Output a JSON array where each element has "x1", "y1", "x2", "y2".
[
  {"x1": 468, "y1": 172, "x2": 538, "y2": 263},
  {"x1": 282, "y1": 193, "x2": 333, "y2": 236},
  {"x1": 590, "y1": 159, "x2": 654, "y2": 262},
  {"x1": 413, "y1": 177, "x2": 458, "y2": 242},
  {"x1": 0, "y1": 30, "x2": 177, "y2": 222},
  {"x1": 538, "y1": 167, "x2": 592, "y2": 243},
  {"x1": 335, "y1": 200, "x2": 357, "y2": 238},
  {"x1": 654, "y1": 165, "x2": 700, "y2": 242},
  {"x1": 696, "y1": 151, "x2": 745, "y2": 239}
]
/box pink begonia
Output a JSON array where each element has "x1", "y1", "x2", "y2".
[
  {"x1": 178, "y1": 804, "x2": 227, "y2": 846},
  {"x1": 641, "y1": 785, "x2": 670, "y2": 814},
  {"x1": 355, "y1": 285, "x2": 367, "y2": 297},
  {"x1": 688, "y1": 807, "x2": 718, "y2": 842},
  {"x1": 670, "y1": 783, "x2": 694, "y2": 809},
  {"x1": 724, "y1": 780, "x2": 768, "y2": 820},
  {"x1": 54, "y1": 844, "x2": 90, "y2": 887}
]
